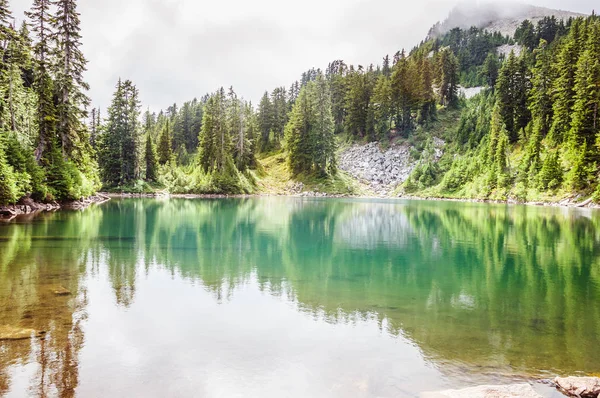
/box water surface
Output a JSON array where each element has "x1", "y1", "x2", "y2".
[{"x1": 1, "y1": 198, "x2": 599, "y2": 397}]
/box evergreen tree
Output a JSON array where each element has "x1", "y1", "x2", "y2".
[
  {"x1": 570, "y1": 22, "x2": 600, "y2": 151},
  {"x1": 529, "y1": 40, "x2": 554, "y2": 137},
  {"x1": 481, "y1": 52, "x2": 499, "y2": 88},
  {"x1": 549, "y1": 18, "x2": 584, "y2": 143},
  {"x1": 198, "y1": 89, "x2": 230, "y2": 173},
  {"x1": 144, "y1": 134, "x2": 158, "y2": 182},
  {"x1": 52, "y1": 0, "x2": 91, "y2": 160},
  {"x1": 312, "y1": 74, "x2": 336, "y2": 175},
  {"x1": 345, "y1": 66, "x2": 373, "y2": 138},
  {"x1": 285, "y1": 73, "x2": 336, "y2": 176},
  {"x1": 257, "y1": 91, "x2": 273, "y2": 151},
  {"x1": 436, "y1": 48, "x2": 459, "y2": 107},
  {"x1": 27, "y1": 0, "x2": 56, "y2": 162},
  {"x1": 157, "y1": 120, "x2": 173, "y2": 165},
  {"x1": 371, "y1": 74, "x2": 392, "y2": 139}
]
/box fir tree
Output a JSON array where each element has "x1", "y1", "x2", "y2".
[
  {"x1": 144, "y1": 134, "x2": 158, "y2": 182},
  {"x1": 52, "y1": 0, "x2": 91, "y2": 160},
  {"x1": 529, "y1": 40, "x2": 554, "y2": 137},
  {"x1": 436, "y1": 48, "x2": 459, "y2": 107},
  {"x1": 257, "y1": 91, "x2": 273, "y2": 151},
  {"x1": 549, "y1": 18, "x2": 584, "y2": 143},
  {"x1": 157, "y1": 120, "x2": 173, "y2": 165}
]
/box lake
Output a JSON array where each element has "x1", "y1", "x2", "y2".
[{"x1": 0, "y1": 197, "x2": 598, "y2": 397}]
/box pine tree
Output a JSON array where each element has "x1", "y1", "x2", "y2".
[
  {"x1": 312, "y1": 74, "x2": 336, "y2": 175},
  {"x1": 549, "y1": 18, "x2": 584, "y2": 143},
  {"x1": 120, "y1": 80, "x2": 141, "y2": 182},
  {"x1": 198, "y1": 89, "x2": 230, "y2": 173},
  {"x1": 570, "y1": 22, "x2": 600, "y2": 151},
  {"x1": 98, "y1": 80, "x2": 125, "y2": 186},
  {"x1": 271, "y1": 86, "x2": 288, "y2": 143},
  {"x1": 157, "y1": 120, "x2": 173, "y2": 165},
  {"x1": 481, "y1": 52, "x2": 499, "y2": 88},
  {"x1": 257, "y1": 91, "x2": 273, "y2": 151},
  {"x1": 345, "y1": 66, "x2": 372, "y2": 137},
  {"x1": 144, "y1": 134, "x2": 158, "y2": 182},
  {"x1": 529, "y1": 40, "x2": 554, "y2": 137},
  {"x1": 0, "y1": 0, "x2": 12, "y2": 48},
  {"x1": 27, "y1": 0, "x2": 56, "y2": 162},
  {"x1": 416, "y1": 56, "x2": 436, "y2": 124},
  {"x1": 52, "y1": 0, "x2": 91, "y2": 160},
  {"x1": 285, "y1": 73, "x2": 337, "y2": 176},
  {"x1": 437, "y1": 48, "x2": 459, "y2": 107},
  {"x1": 0, "y1": 140, "x2": 19, "y2": 204},
  {"x1": 371, "y1": 74, "x2": 392, "y2": 139},
  {"x1": 496, "y1": 51, "x2": 531, "y2": 142}
]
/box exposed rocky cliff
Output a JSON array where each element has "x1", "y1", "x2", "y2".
[
  {"x1": 338, "y1": 139, "x2": 444, "y2": 196},
  {"x1": 429, "y1": 2, "x2": 585, "y2": 38}
]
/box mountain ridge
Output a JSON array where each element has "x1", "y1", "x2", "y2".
[{"x1": 429, "y1": 2, "x2": 586, "y2": 38}]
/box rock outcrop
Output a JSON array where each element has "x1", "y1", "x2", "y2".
[
  {"x1": 421, "y1": 383, "x2": 543, "y2": 398},
  {"x1": 339, "y1": 139, "x2": 444, "y2": 196},
  {"x1": 554, "y1": 376, "x2": 600, "y2": 397},
  {"x1": 0, "y1": 194, "x2": 110, "y2": 220},
  {"x1": 339, "y1": 142, "x2": 415, "y2": 196}
]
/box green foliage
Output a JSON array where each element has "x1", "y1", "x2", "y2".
[
  {"x1": 537, "y1": 150, "x2": 563, "y2": 190},
  {"x1": 285, "y1": 73, "x2": 337, "y2": 176},
  {"x1": 157, "y1": 121, "x2": 173, "y2": 165},
  {"x1": 145, "y1": 134, "x2": 158, "y2": 182},
  {"x1": 495, "y1": 51, "x2": 531, "y2": 142},
  {"x1": 0, "y1": 139, "x2": 19, "y2": 204},
  {"x1": 97, "y1": 79, "x2": 142, "y2": 187},
  {"x1": 436, "y1": 48, "x2": 460, "y2": 107}
]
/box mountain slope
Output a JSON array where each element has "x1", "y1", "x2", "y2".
[{"x1": 429, "y1": 2, "x2": 585, "y2": 38}]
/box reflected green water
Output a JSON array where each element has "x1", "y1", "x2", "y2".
[{"x1": 0, "y1": 198, "x2": 599, "y2": 397}]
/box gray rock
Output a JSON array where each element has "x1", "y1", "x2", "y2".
[
  {"x1": 421, "y1": 383, "x2": 543, "y2": 398},
  {"x1": 554, "y1": 376, "x2": 600, "y2": 397}
]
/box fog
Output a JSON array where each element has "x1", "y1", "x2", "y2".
[{"x1": 7, "y1": 0, "x2": 597, "y2": 111}]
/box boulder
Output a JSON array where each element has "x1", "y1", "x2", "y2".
[
  {"x1": 53, "y1": 286, "x2": 72, "y2": 296},
  {"x1": 554, "y1": 376, "x2": 600, "y2": 397},
  {"x1": 421, "y1": 383, "x2": 543, "y2": 398}
]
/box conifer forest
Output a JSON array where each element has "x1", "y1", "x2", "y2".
[{"x1": 1, "y1": 0, "x2": 600, "y2": 203}]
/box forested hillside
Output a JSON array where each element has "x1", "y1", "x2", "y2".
[
  {"x1": 1, "y1": 0, "x2": 599, "y2": 203},
  {"x1": 405, "y1": 14, "x2": 600, "y2": 202},
  {"x1": 0, "y1": 0, "x2": 98, "y2": 204}
]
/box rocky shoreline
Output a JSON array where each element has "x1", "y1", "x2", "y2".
[
  {"x1": 422, "y1": 377, "x2": 600, "y2": 398},
  {"x1": 0, "y1": 194, "x2": 110, "y2": 220},
  {"x1": 399, "y1": 194, "x2": 600, "y2": 210}
]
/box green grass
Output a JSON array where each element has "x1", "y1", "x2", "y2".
[
  {"x1": 102, "y1": 180, "x2": 165, "y2": 194},
  {"x1": 254, "y1": 149, "x2": 365, "y2": 196}
]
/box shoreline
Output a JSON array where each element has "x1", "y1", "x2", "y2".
[
  {"x1": 0, "y1": 194, "x2": 111, "y2": 221},
  {"x1": 2, "y1": 191, "x2": 598, "y2": 220},
  {"x1": 100, "y1": 191, "x2": 600, "y2": 210}
]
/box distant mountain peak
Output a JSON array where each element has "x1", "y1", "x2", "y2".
[{"x1": 429, "y1": 1, "x2": 586, "y2": 38}]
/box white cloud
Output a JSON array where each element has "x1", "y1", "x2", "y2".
[{"x1": 8, "y1": 0, "x2": 598, "y2": 112}]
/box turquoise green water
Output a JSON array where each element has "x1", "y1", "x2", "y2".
[{"x1": 0, "y1": 197, "x2": 599, "y2": 397}]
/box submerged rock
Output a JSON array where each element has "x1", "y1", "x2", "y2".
[
  {"x1": 421, "y1": 383, "x2": 542, "y2": 398},
  {"x1": 0, "y1": 325, "x2": 43, "y2": 341},
  {"x1": 53, "y1": 286, "x2": 72, "y2": 296},
  {"x1": 554, "y1": 376, "x2": 600, "y2": 397}
]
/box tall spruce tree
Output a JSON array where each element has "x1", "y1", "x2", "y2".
[
  {"x1": 27, "y1": 0, "x2": 56, "y2": 162},
  {"x1": 144, "y1": 134, "x2": 158, "y2": 182},
  {"x1": 52, "y1": 0, "x2": 90, "y2": 160},
  {"x1": 529, "y1": 40, "x2": 554, "y2": 137},
  {"x1": 549, "y1": 18, "x2": 584, "y2": 143},
  {"x1": 285, "y1": 73, "x2": 336, "y2": 176},
  {"x1": 157, "y1": 120, "x2": 173, "y2": 165}
]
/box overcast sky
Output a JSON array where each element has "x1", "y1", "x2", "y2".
[{"x1": 8, "y1": 0, "x2": 598, "y2": 112}]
